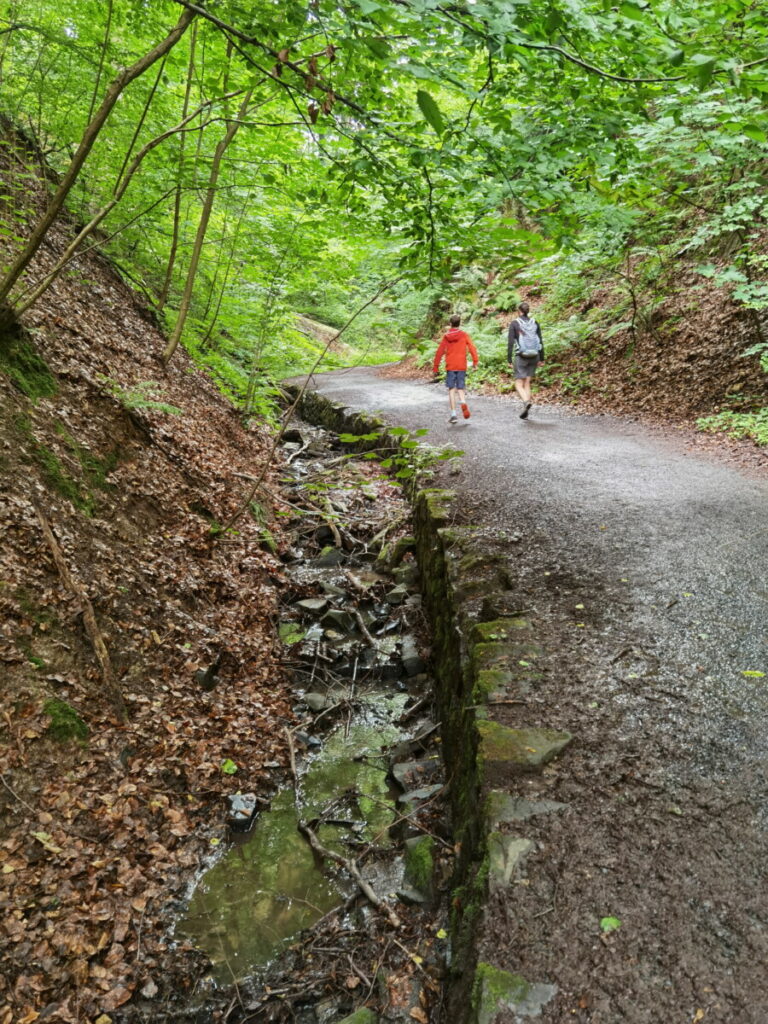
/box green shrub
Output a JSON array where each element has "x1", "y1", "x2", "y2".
[{"x1": 697, "y1": 408, "x2": 768, "y2": 446}]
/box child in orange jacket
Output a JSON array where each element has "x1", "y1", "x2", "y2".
[{"x1": 433, "y1": 314, "x2": 479, "y2": 422}]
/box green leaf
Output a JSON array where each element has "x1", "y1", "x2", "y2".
[
  {"x1": 618, "y1": 2, "x2": 646, "y2": 23},
  {"x1": 600, "y1": 916, "x2": 621, "y2": 933},
  {"x1": 668, "y1": 49, "x2": 685, "y2": 67},
  {"x1": 416, "y1": 89, "x2": 445, "y2": 136},
  {"x1": 221, "y1": 758, "x2": 238, "y2": 775},
  {"x1": 742, "y1": 670, "x2": 766, "y2": 678},
  {"x1": 689, "y1": 54, "x2": 716, "y2": 90},
  {"x1": 742, "y1": 124, "x2": 767, "y2": 143}
]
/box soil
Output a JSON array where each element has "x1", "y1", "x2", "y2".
[{"x1": 303, "y1": 366, "x2": 768, "y2": 1023}]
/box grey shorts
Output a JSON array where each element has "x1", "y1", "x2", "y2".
[{"x1": 514, "y1": 354, "x2": 539, "y2": 379}]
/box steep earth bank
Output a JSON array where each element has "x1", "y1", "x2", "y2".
[{"x1": 0, "y1": 137, "x2": 295, "y2": 1022}]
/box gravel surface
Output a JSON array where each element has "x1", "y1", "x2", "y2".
[{"x1": 301, "y1": 366, "x2": 768, "y2": 1024}]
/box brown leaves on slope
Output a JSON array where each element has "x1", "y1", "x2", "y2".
[{"x1": 0, "y1": 158, "x2": 296, "y2": 1022}]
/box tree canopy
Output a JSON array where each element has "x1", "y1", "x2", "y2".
[{"x1": 1, "y1": 0, "x2": 767, "y2": 400}]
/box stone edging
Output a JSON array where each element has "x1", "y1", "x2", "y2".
[{"x1": 284, "y1": 385, "x2": 573, "y2": 1024}]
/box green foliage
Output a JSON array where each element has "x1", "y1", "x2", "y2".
[
  {"x1": 339, "y1": 426, "x2": 463, "y2": 483},
  {"x1": 44, "y1": 699, "x2": 88, "y2": 744},
  {"x1": 697, "y1": 409, "x2": 768, "y2": 447},
  {"x1": 101, "y1": 378, "x2": 182, "y2": 416}
]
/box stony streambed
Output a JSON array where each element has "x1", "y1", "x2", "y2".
[{"x1": 174, "y1": 421, "x2": 451, "y2": 1023}]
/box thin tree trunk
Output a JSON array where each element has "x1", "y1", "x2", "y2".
[
  {"x1": 157, "y1": 23, "x2": 197, "y2": 312},
  {"x1": 113, "y1": 52, "x2": 167, "y2": 190},
  {"x1": 13, "y1": 92, "x2": 240, "y2": 317},
  {"x1": 86, "y1": 0, "x2": 113, "y2": 125},
  {"x1": 0, "y1": 7, "x2": 195, "y2": 327},
  {"x1": 161, "y1": 87, "x2": 253, "y2": 365}
]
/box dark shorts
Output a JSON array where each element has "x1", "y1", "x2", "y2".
[
  {"x1": 445, "y1": 370, "x2": 466, "y2": 390},
  {"x1": 514, "y1": 355, "x2": 539, "y2": 380}
]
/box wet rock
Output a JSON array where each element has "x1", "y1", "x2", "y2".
[
  {"x1": 295, "y1": 731, "x2": 322, "y2": 750},
  {"x1": 485, "y1": 792, "x2": 568, "y2": 827},
  {"x1": 396, "y1": 885, "x2": 426, "y2": 905},
  {"x1": 390, "y1": 759, "x2": 439, "y2": 790},
  {"x1": 319, "y1": 581, "x2": 348, "y2": 598},
  {"x1": 488, "y1": 833, "x2": 533, "y2": 890},
  {"x1": 322, "y1": 608, "x2": 356, "y2": 633},
  {"x1": 477, "y1": 722, "x2": 573, "y2": 772},
  {"x1": 473, "y1": 962, "x2": 557, "y2": 1023},
  {"x1": 385, "y1": 583, "x2": 409, "y2": 605},
  {"x1": 304, "y1": 692, "x2": 329, "y2": 712},
  {"x1": 397, "y1": 783, "x2": 443, "y2": 813},
  {"x1": 315, "y1": 546, "x2": 346, "y2": 567},
  {"x1": 348, "y1": 569, "x2": 388, "y2": 592},
  {"x1": 315, "y1": 524, "x2": 336, "y2": 545},
  {"x1": 392, "y1": 564, "x2": 419, "y2": 586},
  {"x1": 295, "y1": 597, "x2": 330, "y2": 615},
  {"x1": 400, "y1": 635, "x2": 426, "y2": 677},
  {"x1": 282, "y1": 428, "x2": 304, "y2": 444},
  {"x1": 227, "y1": 793, "x2": 259, "y2": 832}
]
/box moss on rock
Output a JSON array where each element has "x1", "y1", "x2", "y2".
[
  {"x1": 477, "y1": 721, "x2": 573, "y2": 772},
  {"x1": 404, "y1": 835, "x2": 435, "y2": 895},
  {"x1": 337, "y1": 1008, "x2": 378, "y2": 1024}
]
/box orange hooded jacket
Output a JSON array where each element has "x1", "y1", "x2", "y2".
[{"x1": 433, "y1": 328, "x2": 479, "y2": 373}]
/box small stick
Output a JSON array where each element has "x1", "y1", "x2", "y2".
[
  {"x1": 297, "y1": 820, "x2": 402, "y2": 929},
  {"x1": 352, "y1": 608, "x2": 375, "y2": 647},
  {"x1": 33, "y1": 503, "x2": 125, "y2": 718}
]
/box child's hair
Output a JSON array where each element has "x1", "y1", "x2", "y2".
[{"x1": 449, "y1": 314, "x2": 461, "y2": 327}]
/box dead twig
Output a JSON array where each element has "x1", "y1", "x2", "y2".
[
  {"x1": 297, "y1": 820, "x2": 402, "y2": 929},
  {"x1": 33, "y1": 503, "x2": 126, "y2": 718},
  {"x1": 352, "y1": 608, "x2": 376, "y2": 647}
]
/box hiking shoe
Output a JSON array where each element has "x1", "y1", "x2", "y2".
[
  {"x1": 519, "y1": 402, "x2": 532, "y2": 420},
  {"x1": 449, "y1": 411, "x2": 458, "y2": 423},
  {"x1": 461, "y1": 402, "x2": 471, "y2": 419}
]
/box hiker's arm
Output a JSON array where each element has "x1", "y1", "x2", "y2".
[
  {"x1": 433, "y1": 339, "x2": 445, "y2": 373},
  {"x1": 469, "y1": 339, "x2": 479, "y2": 367},
  {"x1": 537, "y1": 323, "x2": 544, "y2": 361},
  {"x1": 507, "y1": 322, "x2": 518, "y2": 363}
]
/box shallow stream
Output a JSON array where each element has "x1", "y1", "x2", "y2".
[{"x1": 177, "y1": 688, "x2": 411, "y2": 982}]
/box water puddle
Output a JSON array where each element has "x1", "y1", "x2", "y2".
[{"x1": 177, "y1": 690, "x2": 410, "y2": 982}]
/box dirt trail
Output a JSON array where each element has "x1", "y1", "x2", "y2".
[{"x1": 303, "y1": 366, "x2": 768, "y2": 1023}]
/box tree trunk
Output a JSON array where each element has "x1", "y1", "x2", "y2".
[
  {"x1": 157, "y1": 22, "x2": 197, "y2": 313},
  {"x1": 0, "y1": 6, "x2": 195, "y2": 324},
  {"x1": 161, "y1": 87, "x2": 253, "y2": 365}
]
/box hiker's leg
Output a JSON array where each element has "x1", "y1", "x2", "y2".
[
  {"x1": 456, "y1": 387, "x2": 466, "y2": 405},
  {"x1": 514, "y1": 379, "x2": 527, "y2": 402},
  {"x1": 448, "y1": 387, "x2": 458, "y2": 411},
  {"x1": 523, "y1": 377, "x2": 532, "y2": 403}
]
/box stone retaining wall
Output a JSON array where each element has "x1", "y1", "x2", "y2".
[{"x1": 284, "y1": 385, "x2": 572, "y2": 1024}]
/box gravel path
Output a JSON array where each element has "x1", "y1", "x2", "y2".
[{"x1": 302, "y1": 367, "x2": 768, "y2": 1023}]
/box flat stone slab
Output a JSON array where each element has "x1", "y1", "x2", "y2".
[
  {"x1": 486, "y1": 792, "x2": 569, "y2": 827},
  {"x1": 390, "y1": 758, "x2": 439, "y2": 790},
  {"x1": 474, "y1": 962, "x2": 557, "y2": 1023},
  {"x1": 488, "y1": 833, "x2": 534, "y2": 890},
  {"x1": 478, "y1": 722, "x2": 573, "y2": 772},
  {"x1": 294, "y1": 597, "x2": 330, "y2": 614},
  {"x1": 397, "y1": 783, "x2": 443, "y2": 812}
]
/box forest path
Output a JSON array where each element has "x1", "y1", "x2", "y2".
[{"x1": 301, "y1": 365, "x2": 768, "y2": 1022}]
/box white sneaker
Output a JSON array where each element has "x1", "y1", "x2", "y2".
[{"x1": 449, "y1": 411, "x2": 458, "y2": 423}]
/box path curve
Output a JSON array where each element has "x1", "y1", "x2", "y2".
[{"x1": 302, "y1": 366, "x2": 768, "y2": 1023}]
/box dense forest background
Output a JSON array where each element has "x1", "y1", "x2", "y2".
[{"x1": 2, "y1": 0, "x2": 768, "y2": 439}]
